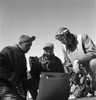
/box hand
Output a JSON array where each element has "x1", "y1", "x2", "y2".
[
  {"x1": 42, "y1": 61, "x2": 50, "y2": 65},
  {"x1": 27, "y1": 71, "x2": 32, "y2": 79},
  {"x1": 73, "y1": 60, "x2": 80, "y2": 73}
]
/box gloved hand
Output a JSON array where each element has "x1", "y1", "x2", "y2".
[{"x1": 73, "y1": 60, "x2": 80, "y2": 73}]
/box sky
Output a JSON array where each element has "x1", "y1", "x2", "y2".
[{"x1": 0, "y1": 0, "x2": 96, "y2": 70}]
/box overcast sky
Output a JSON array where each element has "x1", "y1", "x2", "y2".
[{"x1": 0, "y1": 0, "x2": 96, "y2": 70}]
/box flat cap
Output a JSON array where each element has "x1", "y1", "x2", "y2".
[
  {"x1": 19, "y1": 35, "x2": 36, "y2": 43},
  {"x1": 43, "y1": 42, "x2": 54, "y2": 50}
]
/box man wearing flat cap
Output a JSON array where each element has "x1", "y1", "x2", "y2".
[
  {"x1": 39, "y1": 42, "x2": 65, "y2": 72},
  {"x1": 0, "y1": 35, "x2": 36, "y2": 100}
]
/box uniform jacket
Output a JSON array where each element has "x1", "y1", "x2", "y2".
[{"x1": 62, "y1": 34, "x2": 96, "y2": 68}]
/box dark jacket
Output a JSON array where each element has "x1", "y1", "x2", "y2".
[
  {"x1": 0, "y1": 44, "x2": 27, "y2": 86},
  {"x1": 39, "y1": 54, "x2": 65, "y2": 73}
]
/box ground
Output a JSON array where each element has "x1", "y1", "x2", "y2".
[{"x1": 27, "y1": 91, "x2": 96, "y2": 100}]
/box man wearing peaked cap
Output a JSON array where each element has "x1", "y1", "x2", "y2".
[
  {"x1": 19, "y1": 35, "x2": 36, "y2": 43},
  {"x1": 18, "y1": 35, "x2": 36, "y2": 53},
  {"x1": 0, "y1": 34, "x2": 36, "y2": 100}
]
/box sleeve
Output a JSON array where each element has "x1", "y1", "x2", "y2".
[
  {"x1": 78, "y1": 34, "x2": 96, "y2": 64},
  {"x1": 62, "y1": 45, "x2": 72, "y2": 68},
  {"x1": 0, "y1": 46, "x2": 20, "y2": 85},
  {"x1": 0, "y1": 47, "x2": 14, "y2": 81}
]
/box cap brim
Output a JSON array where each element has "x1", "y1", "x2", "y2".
[{"x1": 30, "y1": 36, "x2": 36, "y2": 41}]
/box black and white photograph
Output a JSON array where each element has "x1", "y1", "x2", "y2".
[{"x1": 0, "y1": 0, "x2": 96, "y2": 100}]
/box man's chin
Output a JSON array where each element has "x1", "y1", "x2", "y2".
[{"x1": 25, "y1": 50, "x2": 29, "y2": 53}]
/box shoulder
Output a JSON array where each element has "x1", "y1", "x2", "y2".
[
  {"x1": 54, "y1": 55, "x2": 62, "y2": 62},
  {"x1": 1, "y1": 46, "x2": 13, "y2": 52},
  {"x1": 0, "y1": 46, "x2": 14, "y2": 59},
  {"x1": 1, "y1": 45, "x2": 20, "y2": 56},
  {"x1": 77, "y1": 34, "x2": 90, "y2": 43},
  {"x1": 80, "y1": 34, "x2": 89, "y2": 41},
  {"x1": 77, "y1": 33, "x2": 87, "y2": 38}
]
